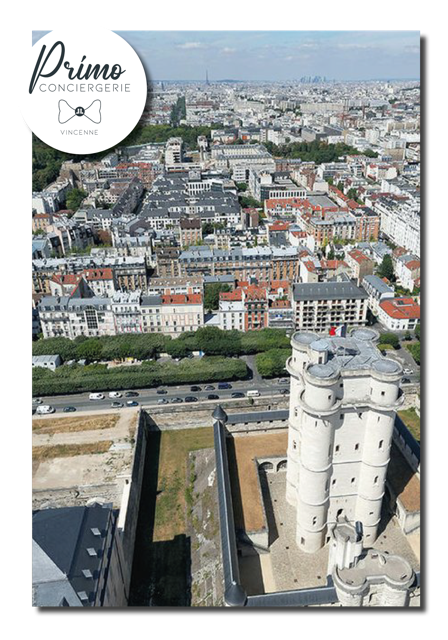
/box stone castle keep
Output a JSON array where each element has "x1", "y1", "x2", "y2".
[{"x1": 286, "y1": 328, "x2": 404, "y2": 554}]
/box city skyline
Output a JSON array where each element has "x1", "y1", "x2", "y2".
[{"x1": 32, "y1": 31, "x2": 420, "y2": 82}]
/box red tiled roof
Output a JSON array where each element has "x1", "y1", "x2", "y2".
[
  {"x1": 269, "y1": 221, "x2": 290, "y2": 231},
  {"x1": 51, "y1": 274, "x2": 82, "y2": 286},
  {"x1": 83, "y1": 268, "x2": 113, "y2": 281},
  {"x1": 162, "y1": 294, "x2": 202, "y2": 305},
  {"x1": 220, "y1": 290, "x2": 243, "y2": 301},
  {"x1": 379, "y1": 297, "x2": 420, "y2": 320}
]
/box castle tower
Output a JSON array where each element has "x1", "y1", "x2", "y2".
[
  {"x1": 286, "y1": 328, "x2": 403, "y2": 554},
  {"x1": 328, "y1": 517, "x2": 415, "y2": 607}
]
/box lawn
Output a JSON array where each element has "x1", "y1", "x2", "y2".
[
  {"x1": 32, "y1": 413, "x2": 120, "y2": 434},
  {"x1": 32, "y1": 441, "x2": 113, "y2": 461},
  {"x1": 129, "y1": 426, "x2": 215, "y2": 606},
  {"x1": 152, "y1": 427, "x2": 214, "y2": 541},
  {"x1": 398, "y1": 408, "x2": 421, "y2": 442}
]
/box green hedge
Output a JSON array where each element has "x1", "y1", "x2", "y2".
[{"x1": 32, "y1": 356, "x2": 249, "y2": 396}]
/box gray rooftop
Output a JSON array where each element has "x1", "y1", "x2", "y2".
[{"x1": 293, "y1": 280, "x2": 367, "y2": 302}]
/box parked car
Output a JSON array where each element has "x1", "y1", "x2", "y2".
[
  {"x1": 402, "y1": 377, "x2": 411, "y2": 384},
  {"x1": 190, "y1": 386, "x2": 202, "y2": 392},
  {"x1": 63, "y1": 406, "x2": 77, "y2": 413},
  {"x1": 280, "y1": 389, "x2": 289, "y2": 395},
  {"x1": 185, "y1": 396, "x2": 198, "y2": 403},
  {"x1": 278, "y1": 378, "x2": 289, "y2": 384},
  {"x1": 89, "y1": 393, "x2": 105, "y2": 400},
  {"x1": 124, "y1": 391, "x2": 139, "y2": 398},
  {"x1": 126, "y1": 400, "x2": 139, "y2": 407},
  {"x1": 204, "y1": 385, "x2": 215, "y2": 391},
  {"x1": 32, "y1": 398, "x2": 43, "y2": 405},
  {"x1": 157, "y1": 398, "x2": 169, "y2": 405},
  {"x1": 109, "y1": 391, "x2": 122, "y2": 399},
  {"x1": 207, "y1": 394, "x2": 219, "y2": 400},
  {"x1": 157, "y1": 389, "x2": 168, "y2": 395},
  {"x1": 403, "y1": 368, "x2": 414, "y2": 375},
  {"x1": 171, "y1": 397, "x2": 183, "y2": 404},
  {"x1": 231, "y1": 392, "x2": 244, "y2": 398},
  {"x1": 218, "y1": 382, "x2": 232, "y2": 390},
  {"x1": 111, "y1": 401, "x2": 124, "y2": 408},
  {"x1": 246, "y1": 389, "x2": 260, "y2": 397}
]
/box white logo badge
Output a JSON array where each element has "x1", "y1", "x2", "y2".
[{"x1": 23, "y1": 30, "x2": 148, "y2": 154}]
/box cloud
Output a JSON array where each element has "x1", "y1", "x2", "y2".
[
  {"x1": 176, "y1": 41, "x2": 205, "y2": 50},
  {"x1": 221, "y1": 47, "x2": 236, "y2": 54}
]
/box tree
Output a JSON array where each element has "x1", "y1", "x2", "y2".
[
  {"x1": 415, "y1": 323, "x2": 420, "y2": 341},
  {"x1": 96, "y1": 229, "x2": 112, "y2": 246},
  {"x1": 202, "y1": 222, "x2": 214, "y2": 236},
  {"x1": 377, "y1": 254, "x2": 394, "y2": 281},
  {"x1": 76, "y1": 339, "x2": 103, "y2": 362},
  {"x1": 204, "y1": 284, "x2": 231, "y2": 311},
  {"x1": 378, "y1": 333, "x2": 399, "y2": 349},
  {"x1": 407, "y1": 342, "x2": 420, "y2": 365},
  {"x1": 66, "y1": 188, "x2": 87, "y2": 212},
  {"x1": 256, "y1": 349, "x2": 290, "y2": 378}
]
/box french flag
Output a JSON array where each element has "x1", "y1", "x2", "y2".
[{"x1": 329, "y1": 325, "x2": 346, "y2": 337}]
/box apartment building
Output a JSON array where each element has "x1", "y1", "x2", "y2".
[
  {"x1": 369, "y1": 195, "x2": 420, "y2": 257},
  {"x1": 178, "y1": 246, "x2": 301, "y2": 282},
  {"x1": 378, "y1": 297, "x2": 420, "y2": 331},
  {"x1": 180, "y1": 218, "x2": 202, "y2": 248},
  {"x1": 361, "y1": 274, "x2": 395, "y2": 316},
  {"x1": 33, "y1": 256, "x2": 148, "y2": 296},
  {"x1": 292, "y1": 280, "x2": 368, "y2": 333},
  {"x1": 38, "y1": 296, "x2": 115, "y2": 339},
  {"x1": 394, "y1": 254, "x2": 421, "y2": 292},
  {"x1": 218, "y1": 289, "x2": 245, "y2": 332},
  {"x1": 111, "y1": 291, "x2": 143, "y2": 334},
  {"x1": 140, "y1": 293, "x2": 204, "y2": 336},
  {"x1": 346, "y1": 249, "x2": 375, "y2": 285}
]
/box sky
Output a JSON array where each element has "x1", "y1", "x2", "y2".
[{"x1": 32, "y1": 31, "x2": 420, "y2": 82}]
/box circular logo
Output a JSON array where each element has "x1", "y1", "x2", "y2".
[{"x1": 23, "y1": 30, "x2": 148, "y2": 154}]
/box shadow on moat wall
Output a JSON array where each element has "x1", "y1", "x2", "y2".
[{"x1": 129, "y1": 419, "x2": 191, "y2": 607}]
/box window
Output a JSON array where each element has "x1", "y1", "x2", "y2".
[
  {"x1": 374, "y1": 475, "x2": 379, "y2": 485},
  {"x1": 332, "y1": 478, "x2": 336, "y2": 486},
  {"x1": 355, "y1": 443, "x2": 359, "y2": 451},
  {"x1": 328, "y1": 394, "x2": 332, "y2": 400},
  {"x1": 293, "y1": 440, "x2": 297, "y2": 450},
  {"x1": 300, "y1": 537, "x2": 305, "y2": 546},
  {"x1": 381, "y1": 391, "x2": 385, "y2": 397},
  {"x1": 379, "y1": 440, "x2": 384, "y2": 450},
  {"x1": 312, "y1": 517, "x2": 317, "y2": 525},
  {"x1": 335, "y1": 445, "x2": 340, "y2": 453},
  {"x1": 351, "y1": 477, "x2": 355, "y2": 484}
]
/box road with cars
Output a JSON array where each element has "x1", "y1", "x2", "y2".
[{"x1": 32, "y1": 378, "x2": 291, "y2": 415}]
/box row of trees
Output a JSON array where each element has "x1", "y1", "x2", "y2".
[
  {"x1": 32, "y1": 327, "x2": 292, "y2": 363},
  {"x1": 263, "y1": 140, "x2": 378, "y2": 163}
]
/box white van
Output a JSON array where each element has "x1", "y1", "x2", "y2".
[
  {"x1": 246, "y1": 390, "x2": 260, "y2": 398},
  {"x1": 89, "y1": 393, "x2": 105, "y2": 400},
  {"x1": 36, "y1": 405, "x2": 55, "y2": 415},
  {"x1": 109, "y1": 391, "x2": 122, "y2": 399}
]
